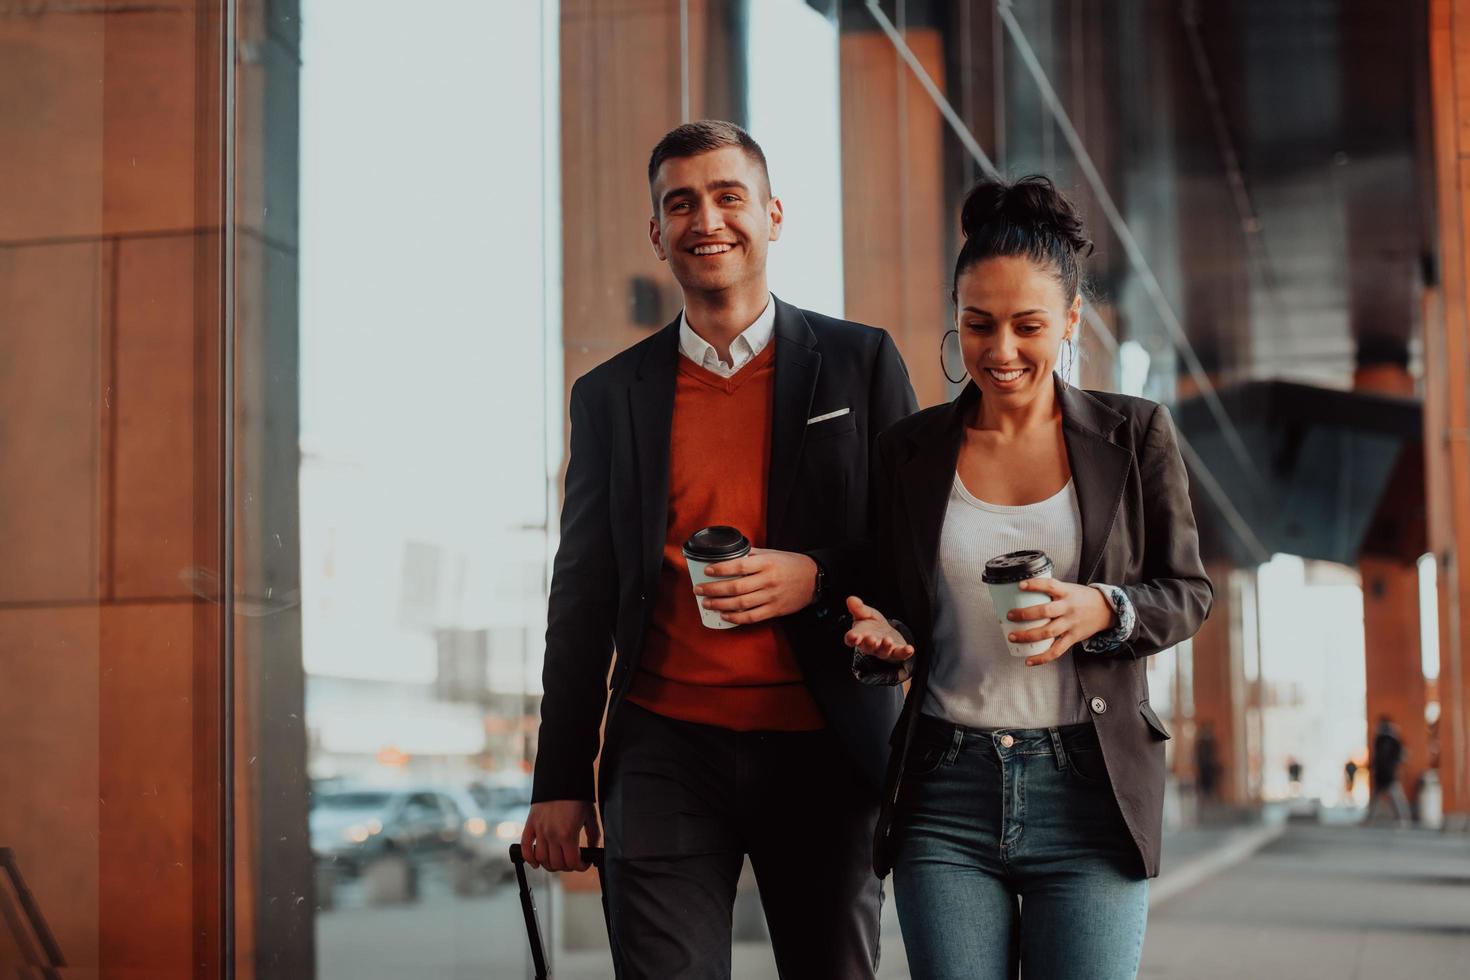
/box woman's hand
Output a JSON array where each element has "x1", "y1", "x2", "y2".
[
  {"x1": 843, "y1": 596, "x2": 914, "y2": 662},
  {"x1": 1007, "y1": 578, "x2": 1117, "y2": 666}
]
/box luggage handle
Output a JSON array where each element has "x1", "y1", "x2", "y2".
[
  {"x1": 508, "y1": 845, "x2": 608, "y2": 980},
  {"x1": 509, "y1": 844, "x2": 604, "y2": 868}
]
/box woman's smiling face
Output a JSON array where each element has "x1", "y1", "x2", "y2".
[{"x1": 955, "y1": 255, "x2": 1080, "y2": 405}]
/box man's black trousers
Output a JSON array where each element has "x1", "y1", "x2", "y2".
[{"x1": 600, "y1": 701, "x2": 883, "y2": 979}]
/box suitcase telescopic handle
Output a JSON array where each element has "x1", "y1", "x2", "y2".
[
  {"x1": 508, "y1": 845, "x2": 608, "y2": 980},
  {"x1": 509, "y1": 844, "x2": 604, "y2": 867}
]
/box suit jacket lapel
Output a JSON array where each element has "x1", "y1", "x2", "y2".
[
  {"x1": 766, "y1": 298, "x2": 820, "y2": 546},
  {"x1": 898, "y1": 384, "x2": 973, "y2": 625},
  {"x1": 1057, "y1": 379, "x2": 1131, "y2": 584},
  {"x1": 630, "y1": 318, "x2": 680, "y2": 593}
]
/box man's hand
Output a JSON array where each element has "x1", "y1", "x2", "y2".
[
  {"x1": 520, "y1": 800, "x2": 600, "y2": 872},
  {"x1": 694, "y1": 548, "x2": 818, "y2": 624},
  {"x1": 1006, "y1": 578, "x2": 1118, "y2": 666},
  {"x1": 843, "y1": 595, "x2": 914, "y2": 662}
]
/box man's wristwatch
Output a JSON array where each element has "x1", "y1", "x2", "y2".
[{"x1": 810, "y1": 558, "x2": 827, "y2": 607}]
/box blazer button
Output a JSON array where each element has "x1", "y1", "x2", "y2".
[{"x1": 1090, "y1": 696, "x2": 1108, "y2": 715}]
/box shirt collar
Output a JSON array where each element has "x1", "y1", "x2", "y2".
[{"x1": 677, "y1": 296, "x2": 776, "y2": 374}]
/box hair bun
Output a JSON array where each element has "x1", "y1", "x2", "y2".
[{"x1": 960, "y1": 175, "x2": 1094, "y2": 257}]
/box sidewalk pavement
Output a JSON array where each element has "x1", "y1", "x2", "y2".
[
  {"x1": 1141, "y1": 824, "x2": 1470, "y2": 978},
  {"x1": 1148, "y1": 819, "x2": 1286, "y2": 907}
]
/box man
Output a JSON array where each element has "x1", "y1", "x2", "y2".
[{"x1": 521, "y1": 121, "x2": 916, "y2": 978}]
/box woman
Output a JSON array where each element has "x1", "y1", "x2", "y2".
[{"x1": 845, "y1": 176, "x2": 1212, "y2": 979}]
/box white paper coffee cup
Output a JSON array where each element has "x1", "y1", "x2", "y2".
[
  {"x1": 982, "y1": 550, "x2": 1055, "y2": 658},
  {"x1": 682, "y1": 525, "x2": 752, "y2": 630}
]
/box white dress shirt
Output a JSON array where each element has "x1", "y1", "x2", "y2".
[{"x1": 678, "y1": 297, "x2": 776, "y2": 378}]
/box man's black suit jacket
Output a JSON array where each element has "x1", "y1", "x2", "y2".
[{"x1": 532, "y1": 296, "x2": 918, "y2": 805}]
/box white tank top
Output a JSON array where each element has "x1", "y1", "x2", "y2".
[{"x1": 922, "y1": 473, "x2": 1088, "y2": 729}]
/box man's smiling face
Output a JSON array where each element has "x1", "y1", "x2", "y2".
[{"x1": 649, "y1": 145, "x2": 782, "y2": 295}]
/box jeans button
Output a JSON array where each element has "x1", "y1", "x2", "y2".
[
  {"x1": 999, "y1": 734, "x2": 1015, "y2": 748},
  {"x1": 1090, "y1": 696, "x2": 1108, "y2": 715}
]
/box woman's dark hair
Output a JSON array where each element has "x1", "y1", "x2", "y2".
[{"x1": 952, "y1": 175, "x2": 1094, "y2": 305}]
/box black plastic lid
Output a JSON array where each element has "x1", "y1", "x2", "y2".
[
  {"x1": 682, "y1": 525, "x2": 751, "y2": 562},
  {"x1": 981, "y1": 549, "x2": 1053, "y2": 584}
]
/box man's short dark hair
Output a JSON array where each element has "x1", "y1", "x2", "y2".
[{"x1": 647, "y1": 120, "x2": 771, "y2": 209}]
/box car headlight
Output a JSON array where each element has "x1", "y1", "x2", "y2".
[
  {"x1": 495, "y1": 820, "x2": 523, "y2": 841},
  {"x1": 343, "y1": 819, "x2": 382, "y2": 843}
]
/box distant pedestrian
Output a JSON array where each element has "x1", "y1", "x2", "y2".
[
  {"x1": 1344, "y1": 758, "x2": 1358, "y2": 798},
  {"x1": 1286, "y1": 757, "x2": 1303, "y2": 793},
  {"x1": 1195, "y1": 720, "x2": 1221, "y2": 803},
  {"x1": 1366, "y1": 716, "x2": 1409, "y2": 824}
]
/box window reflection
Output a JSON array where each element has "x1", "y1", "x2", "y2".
[{"x1": 295, "y1": 0, "x2": 554, "y2": 976}]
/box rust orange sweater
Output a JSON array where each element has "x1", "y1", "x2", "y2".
[{"x1": 627, "y1": 343, "x2": 825, "y2": 731}]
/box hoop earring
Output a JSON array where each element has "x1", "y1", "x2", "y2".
[{"x1": 940, "y1": 329, "x2": 967, "y2": 385}]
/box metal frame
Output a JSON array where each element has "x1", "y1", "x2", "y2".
[{"x1": 0, "y1": 847, "x2": 65, "y2": 980}]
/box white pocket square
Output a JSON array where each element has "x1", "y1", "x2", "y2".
[{"x1": 807, "y1": 408, "x2": 850, "y2": 425}]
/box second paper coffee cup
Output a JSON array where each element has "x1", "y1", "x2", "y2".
[
  {"x1": 982, "y1": 550, "x2": 1055, "y2": 658},
  {"x1": 683, "y1": 525, "x2": 751, "y2": 630}
]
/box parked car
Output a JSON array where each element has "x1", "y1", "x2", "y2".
[
  {"x1": 310, "y1": 786, "x2": 467, "y2": 877},
  {"x1": 467, "y1": 775, "x2": 533, "y2": 881},
  {"x1": 439, "y1": 785, "x2": 507, "y2": 883}
]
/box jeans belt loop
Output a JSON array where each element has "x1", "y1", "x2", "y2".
[
  {"x1": 1047, "y1": 726, "x2": 1068, "y2": 771},
  {"x1": 945, "y1": 725, "x2": 964, "y2": 765}
]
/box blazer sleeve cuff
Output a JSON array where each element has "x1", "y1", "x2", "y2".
[
  {"x1": 1082, "y1": 583, "x2": 1137, "y2": 654},
  {"x1": 850, "y1": 618, "x2": 916, "y2": 685},
  {"x1": 531, "y1": 756, "x2": 597, "y2": 804}
]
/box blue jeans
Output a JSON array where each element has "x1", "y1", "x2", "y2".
[{"x1": 893, "y1": 716, "x2": 1148, "y2": 980}]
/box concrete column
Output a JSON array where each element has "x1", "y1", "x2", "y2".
[
  {"x1": 1175, "y1": 366, "x2": 1248, "y2": 810},
  {"x1": 0, "y1": 5, "x2": 229, "y2": 976},
  {"x1": 1354, "y1": 363, "x2": 1431, "y2": 808},
  {"x1": 233, "y1": 1, "x2": 311, "y2": 975},
  {"x1": 838, "y1": 25, "x2": 951, "y2": 408},
  {"x1": 1187, "y1": 561, "x2": 1249, "y2": 808},
  {"x1": 559, "y1": 0, "x2": 744, "y2": 395},
  {"x1": 1426, "y1": 0, "x2": 1470, "y2": 822},
  {"x1": 0, "y1": 3, "x2": 310, "y2": 974},
  {"x1": 1360, "y1": 557, "x2": 1430, "y2": 802}
]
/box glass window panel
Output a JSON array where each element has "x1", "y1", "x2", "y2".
[
  {"x1": 238, "y1": 0, "x2": 558, "y2": 976},
  {"x1": 2, "y1": 5, "x2": 230, "y2": 979}
]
